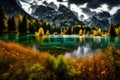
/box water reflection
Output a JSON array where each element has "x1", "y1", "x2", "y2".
[
  {"x1": 0, "y1": 34, "x2": 120, "y2": 56},
  {"x1": 64, "y1": 44, "x2": 99, "y2": 59},
  {"x1": 36, "y1": 36, "x2": 50, "y2": 45}
]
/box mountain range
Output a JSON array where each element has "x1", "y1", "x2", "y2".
[
  {"x1": 84, "y1": 11, "x2": 111, "y2": 30},
  {"x1": 0, "y1": 0, "x2": 120, "y2": 30},
  {"x1": 111, "y1": 10, "x2": 120, "y2": 24},
  {"x1": 0, "y1": 0, "x2": 33, "y2": 19},
  {"x1": 33, "y1": 4, "x2": 83, "y2": 26}
]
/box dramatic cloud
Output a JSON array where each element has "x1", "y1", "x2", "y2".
[
  {"x1": 57, "y1": 0, "x2": 63, "y2": 2},
  {"x1": 69, "y1": 0, "x2": 88, "y2": 5},
  {"x1": 81, "y1": 8, "x2": 96, "y2": 16},
  {"x1": 69, "y1": 0, "x2": 120, "y2": 9},
  {"x1": 20, "y1": 0, "x2": 33, "y2": 3},
  {"x1": 18, "y1": 0, "x2": 120, "y2": 20},
  {"x1": 67, "y1": 0, "x2": 120, "y2": 19}
]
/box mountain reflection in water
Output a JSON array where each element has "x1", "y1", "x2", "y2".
[{"x1": 64, "y1": 44, "x2": 100, "y2": 59}]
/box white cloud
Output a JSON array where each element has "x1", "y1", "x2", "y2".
[
  {"x1": 71, "y1": 3, "x2": 89, "y2": 20},
  {"x1": 46, "y1": 0, "x2": 68, "y2": 7},
  {"x1": 20, "y1": 1, "x2": 32, "y2": 14},
  {"x1": 18, "y1": 0, "x2": 120, "y2": 20},
  {"x1": 91, "y1": 4, "x2": 120, "y2": 15},
  {"x1": 110, "y1": 6, "x2": 120, "y2": 15},
  {"x1": 19, "y1": 0, "x2": 69, "y2": 14}
]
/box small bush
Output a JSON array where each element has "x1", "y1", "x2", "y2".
[{"x1": 28, "y1": 63, "x2": 46, "y2": 80}]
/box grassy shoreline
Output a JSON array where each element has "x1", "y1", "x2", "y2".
[{"x1": 0, "y1": 40, "x2": 120, "y2": 80}]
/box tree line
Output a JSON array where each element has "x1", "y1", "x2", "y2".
[{"x1": 0, "y1": 7, "x2": 120, "y2": 36}]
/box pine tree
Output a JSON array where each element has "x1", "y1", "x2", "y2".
[
  {"x1": 18, "y1": 16, "x2": 27, "y2": 33},
  {"x1": 0, "y1": 7, "x2": 8, "y2": 32},
  {"x1": 29, "y1": 23, "x2": 35, "y2": 33},
  {"x1": 109, "y1": 24, "x2": 117, "y2": 36},
  {"x1": 34, "y1": 20, "x2": 40, "y2": 31},
  {"x1": 14, "y1": 14, "x2": 23, "y2": 30},
  {"x1": 8, "y1": 17, "x2": 16, "y2": 32},
  {"x1": 66, "y1": 27, "x2": 72, "y2": 34},
  {"x1": 56, "y1": 26, "x2": 61, "y2": 34}
]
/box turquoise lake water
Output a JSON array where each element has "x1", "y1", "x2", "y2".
[{"x1": 0, "y1": 34, "x2": 120, "y2": 58}]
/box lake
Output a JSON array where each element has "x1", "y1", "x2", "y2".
[{"x1": 0, "y1": 34, "x2": 120, "y2": 58}]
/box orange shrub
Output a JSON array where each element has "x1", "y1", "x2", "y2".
[{"x1": 0, "y1": 40, "x2": 120, "y2": 80}]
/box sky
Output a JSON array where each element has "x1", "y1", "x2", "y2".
[{"x1": 18, "y1": 0, "x2": 120, "y2": 20}]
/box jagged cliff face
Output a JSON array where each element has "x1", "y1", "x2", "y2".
[
  {"x1": 84, "y1": 12, "x2": 111, "y2": 30},
  {"x1": 84, "y1": 10, "x2": 120, "y2": 30},
  {"x1": 16, "y1": 0, "x2": 84, "y2": 26},
  {"x1": 94, "y1": 11, "x2": 111, "y2": 20},
  {"x1": 0, "y1": 0, "x2": 120, "y2": 28},
  {"x1": 111, "y1": 10, "x2": 120, "y2": 24},
  {"x1": 0, "y1": 0, "x2": 83, "y2": 26},
  {"x1": 33, "y1": 4, "x2": 83, "y2": 26},
  {"x1": 0, "y1": 0, "x2": 33, "y2": 18}
]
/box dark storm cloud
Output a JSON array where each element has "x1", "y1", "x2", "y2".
[
  {"x1": 80, "y1": 15, "x2": 84, "y2": 20},
  {"x1": 57, "y1": 0, "x2": 63, "y2": 2},
  {"x1": 69, "y1": 0, "x2": 88, "y2": 5},
  {"x1": 69, "y1": 0, "x2": 120, "y2": 9},
  {"x1": 20, "y1": 0, "x2": 32, "y2": 3},
  {"x1": 81, "y1": 8, "x2": 95, "y2": 16}
]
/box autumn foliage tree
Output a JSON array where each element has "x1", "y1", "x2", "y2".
[
  {"x1": 1, "y1": 5, "x2": 120, "y2": 36},
  {"x1": 35, "y1": 27, "x2": 44, "y2": 36}
]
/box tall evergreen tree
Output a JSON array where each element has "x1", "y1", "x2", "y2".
[
  {"x1": 29, "y1": 23, "x2": 35, "y2": 33},
  {"x1": 18, "y1": 16, "x2": 27, "y2": 33},
  {"x1": 34, "y1": 20, "x2": 40, "y2": 31},
  {"x1": 8, "y1": 17, "x2": 16, "y2": 32},
  {"x1": 66, "y1": 27, "x2": 72, "y2": 34},
  {"x1": 109, "y1": 24, "x2": 117, "y2": 36},
  {"x1": 0, "y1": 7, "x2": 8, "y2": 32}
]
